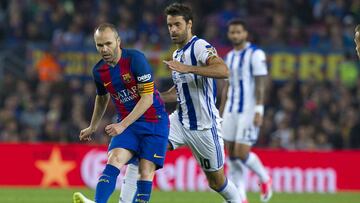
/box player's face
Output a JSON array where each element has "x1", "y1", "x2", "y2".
[
  {"x1": 228, "y1": 24, "x2": 248, "y2": 47},
  {"x1": 167, "y1": 15, "x2": 192, "y2": 45},
  {"x1": 94, "y1": 28, "x2": 120, "y2": 64}
]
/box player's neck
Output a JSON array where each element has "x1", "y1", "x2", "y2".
[
  {"x1": 109, "y1": 48, "x2": 122, "y2": 67},
  {"x1": 178, "y1": 33, "x2": 194, "y2": 49},
  {"x1": 233, "y1": 41, "x2": 247, "y2": 51}
]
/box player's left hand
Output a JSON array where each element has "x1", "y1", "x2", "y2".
[
  {"x1": 105, "y1": 123, "x2": 126, "y2": 136},
  {"x1": 253, "y1": 113, "x2": 263, "y2": 127},
  {"x1": 163, "y1": 60, "x2": 191, "y2": 73}
]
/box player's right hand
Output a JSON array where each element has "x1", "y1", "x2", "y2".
[{"x1": 79, "y1": 126, "x2": 95, "y2": 141}]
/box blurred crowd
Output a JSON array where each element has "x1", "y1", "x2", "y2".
[
  {"x1": 0, "y1": 0, "x2": 359, "y2": 49},
  {"x1": 0, "y1": 0, "x2": 360, "y2": 149}
]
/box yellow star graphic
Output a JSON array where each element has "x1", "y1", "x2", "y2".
[{"x1": 35, "y1": 147, "x2": 76, "y2": 187}]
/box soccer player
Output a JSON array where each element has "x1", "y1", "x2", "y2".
[
  {"x1": 72, "y1": 23, "x2": 169, "y2": 203},
  {"x1": 355, "y1": 24, "x2": 360, "y2": 58},
  {"x1": 119, "y1": 3, "x2": 243, "y2": 203},
  {"x1": 219, "y1": 19, "x2": 272, "y2": 203}
]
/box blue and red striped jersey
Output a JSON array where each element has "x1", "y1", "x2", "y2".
[{"x1": 92, "y1": 49, "x2": 166, "y2": 122}]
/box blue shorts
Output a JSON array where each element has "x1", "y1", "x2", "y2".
[{"x1": 108, "y1": 116, "x2": 169, "y2": 169}]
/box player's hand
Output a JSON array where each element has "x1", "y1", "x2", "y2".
[
  {"x1": 253, "y1": 113, "x2": 263, "y2": 127},
  {"x1": 79, "y1": 126, "x2": 95, "y2": 141},
  {"x1": 163, "y1": 60, "x2": 191, "y2": 73},
  {"x1": 105, "y1": 123, "x2": 126, "y2": 137}
]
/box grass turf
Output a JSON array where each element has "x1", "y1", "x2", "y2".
[{"x1": 0, "y1": 188, "x2": 359, "y2": 203}]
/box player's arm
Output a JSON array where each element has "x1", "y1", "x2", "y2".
[
  {"x1": 160, "y1": 85, "x2": 177, "y2": 103},
  {"x1": 89, "y1": 94, "x2": 111, "y2": 130},
  {"x1": 105, "y1": 82, "x2": 154, "y2": 136},
  {"x1": 252, "y1": 49, "x2": 268, "y2": 127},
  {"x1": 80, "y1": 92, "x2": 110, "y2": 141},
  {"x1": 219, "y1": 80, "x2": 229, "y2": 117},
  {"x1": 163, "y1": 56, "x2": 228, "y2": 79}
]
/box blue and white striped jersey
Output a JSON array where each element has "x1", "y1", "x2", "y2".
[
  {"x1": 172, "y1": 36, "x2": 220, "y2": 130},
  {"x1": 224, "y1": 42, "x2": 268, "y2": 114}
]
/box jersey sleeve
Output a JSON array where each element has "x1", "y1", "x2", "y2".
[
  {"x1": 131, "y1": 52, "x2": 154, "y2": 95},
  {"x1": 194, "y1": 39, "x2": 219, "y2": 65},
  {"x1": 92, "y1": 68, "x2": 108, "y2": 95},
  {"x1": 251, "y1": 49, "x2": 268, "y2": 76}
]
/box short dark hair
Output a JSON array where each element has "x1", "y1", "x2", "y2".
[
  {"x1": 356, "y1": 24, "x2": 360, "y2": 32},
  {"x1": 227, "y1": 18, "x2": 247, "y2": 31},
  {"x1": 94, "y1": 23, "x2": 119, "y2": 38},
  {"x1": 164, "y1": 3, "x2": 193, "y2": 23}
]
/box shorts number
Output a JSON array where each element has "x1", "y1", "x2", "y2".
[{"x1": 200, "y1": 158, "x2": 211, "y2": 169}]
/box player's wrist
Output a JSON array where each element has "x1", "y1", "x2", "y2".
[{"x1": 255, "y1": 104, "x2": 264, "y2": 116}]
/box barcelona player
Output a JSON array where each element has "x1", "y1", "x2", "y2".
[{"x1": 72, "y1": 23, "x2": 169, "y2": 203}]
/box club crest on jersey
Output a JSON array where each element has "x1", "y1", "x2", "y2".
[
  {"x1": 122, "y1": 73, "x2": 132, "y2": 83},
  {"x1": 181, "y1": 54, "x2": 185, "y2": 63}
]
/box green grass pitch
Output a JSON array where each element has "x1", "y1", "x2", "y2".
[{"x1": 0, "y1": 188, "x2": 359, "y2": 203}]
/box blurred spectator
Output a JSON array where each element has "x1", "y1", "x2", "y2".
[{"x1": 0, "y1": 0, "x2": 360, "y2": 150}]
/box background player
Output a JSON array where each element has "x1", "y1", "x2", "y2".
[
  {"x1": 73, "y1": 23, "x2": 169, "y2": 203},
  {"x1": 120, "y1": 3, "x2": 244, "y2": 203},
  {"x1": 355, "y1": 24, "x2": 360, "y2": 58},
  {"x1": 219, "y1": 19, "x2": 272, "y2": 203}
]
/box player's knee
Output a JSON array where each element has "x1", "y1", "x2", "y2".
[
  {"x1": 208, "y1": 177, "x2": 225, "y2": 191},
  {"x1": 138, "y1": 161, "x2": 156, "y2": 180},
  {"x1": 236, "y1": 152, "x2": 249, "y2": 162},
  {"x1": 206, "y1": 171, "x2": 226, "y2": 191},
  {"x1": 138, "y1": 167, "x2": 155, "y2": 180},
  {"x1": 108, "y1": 152, "x2": 126, "y2": 168}
]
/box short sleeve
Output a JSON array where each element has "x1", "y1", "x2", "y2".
[
  {"x1": 92, "y1": 67, "x2": 108, "y2": 95},
  {"x1": 251, "y1": 49, "x2": 268, "y2": 76},
  {"x1": 194, "y1": 39, "x2": 218, "y2": 65},
  {"x1": 95, "y1": 81, "x2": 107, "y2": 95},
  {"x1": 131, "y1": 51, "x2": 154, "y2": 95}
]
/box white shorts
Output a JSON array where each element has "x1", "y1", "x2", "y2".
[
  {"x1": 168, "y1": 113, "x2": 225, "y2": 172},
  {"x1": 222, "y1": 111, "x2": 259, "y2": 146}
]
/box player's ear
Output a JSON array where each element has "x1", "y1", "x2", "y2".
[
  {"x1": 187, "y1": 20, "x2": 192, "y2": 30},
  {"x1": 117, "y1": 36, "x2": 121, "y2": 46}
]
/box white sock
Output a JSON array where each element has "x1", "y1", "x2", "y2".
[
  {"x1": 243, "y1": 152, "x2": 269, "y2": 183},
  {"x1": 228, "y1": 158, "x2": 247, "y2": 200},
  {"x1": 119, "y1": 164, "x2": 138, "y2": 203},
  {"x1": 216, "y1": 178, "x2": 243, "y2": 203}
]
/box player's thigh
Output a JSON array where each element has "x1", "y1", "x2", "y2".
[
  {"x1": 168, "y1": 112, "x2": 186, "y2": 150},
  {"x1": 186, "y1": 127, "x2": 225, "y2": 172},
  {"x1": 222, "y1": 112, "x2": 238, "y2": 142},
  {"x1": 139, "y1": 119, "x2": 169, "y2": 170}
]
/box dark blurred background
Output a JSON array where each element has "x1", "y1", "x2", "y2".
[{"x1": 0, "y1": 0, "x2": 360, "y2": 150}]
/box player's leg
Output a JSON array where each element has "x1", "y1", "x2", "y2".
[
  {"x1": 132, "y1": 159, "x2": 157, "y2": 203},
  {"x1": 119, "y1": 113, "x2": 182, "y2": 203},
  {"x1": 76, "y1": 127, "x2": 139, "y2": 203},
  {"x1": 186, "y1": 127, "x2": 243, "y2": 203},
  {"x1": 234, "y1": 125, "x2": 272, "y2": 202},
  {"x1": 223, "y1": 112, "x2": 248, "y2": 202},
  {"x1": 224, "y1": 140, "x2": 248, "y2": 202},
  {"x1": 132, "y1": 116, "x2": 170, "y2": 203},
  {"x1": 119, "y1": 163, "x2": 139, "y2": 203},
  {"x1": 94, "y1": 148, "x2": 133, "y2": 203}
]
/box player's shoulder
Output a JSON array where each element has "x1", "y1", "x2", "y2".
[
  {"x1": 248, "y1": 43, "x2": 265, "y2": 54},
  {"x1": 123, "y1": 48, "x2": 146, "y2": 58},
  {"x1": 93, "y1": 59, "x2": 106, "y2": 72},
  {"x1": 194, "y1": 38, "x2": 213, "y2": 49}
]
